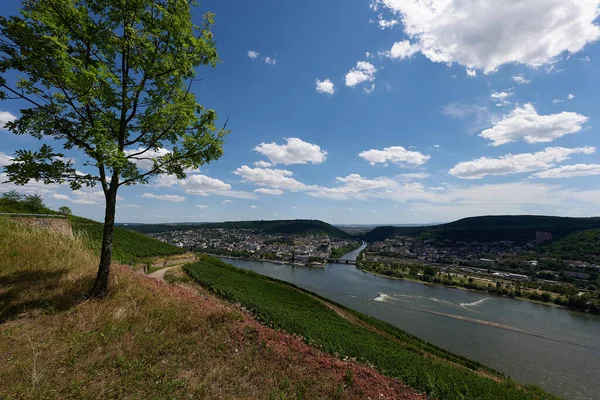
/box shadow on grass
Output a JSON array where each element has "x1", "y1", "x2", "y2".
[{"x1": 0, "y1": 268, "x2": 91, "y2": 323}]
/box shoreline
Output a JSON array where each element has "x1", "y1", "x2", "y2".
[
  {"x1": 357, "y1": 266, "x2": 571, "y2": 311},
  {"x1": 202, "y1": 253, "x2": 326, "y2": 268}
]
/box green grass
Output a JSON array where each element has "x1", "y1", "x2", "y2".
[
  {"x1": 70, "y1": 216, "x2": 185, "y2": 264},
  {"x1": 184, "y1": 256, "x2": 558, "y2": 400},
  {"x1": 0, "y1": 197, "x2": 56, "y2": 214}
]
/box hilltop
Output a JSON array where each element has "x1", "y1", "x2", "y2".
[
  {"x1": 123, "y1": 219, "x2": 351, "y2": 238},
  {"x1": 364, "y1": 215, "x2": 600, "y2": 243}
]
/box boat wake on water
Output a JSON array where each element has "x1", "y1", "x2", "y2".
[{"x1": 459, "y1": 298, "x2": 489, "y2": 308}]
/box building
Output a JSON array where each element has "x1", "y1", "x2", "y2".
[
  {"x1": 536, "y1": 231, "x2": 553, "y2": 245},
  {"x1": 479, "y1": 258, "x2": 494, "y2": 267}
]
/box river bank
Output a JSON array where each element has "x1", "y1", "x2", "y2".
[{"x1": 201, "y1": 253, "x2": 326, "y2": 267}]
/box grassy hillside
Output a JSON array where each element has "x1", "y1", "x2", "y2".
[
  {"x1": 365, "y1": 215, "x2": 600, "y2": 243},
  {"x1": 70, "y1": 216, "x2": 185, "y2": 264},
  {"x1": 124, "y1": 219, "x2": 351, "y2": 238},
  {"x1": 1, "y1": 216, "x2": 430, "y2": 400},
  {"x1": 185, "y1": 257, "x2": 557, "y2": 400}
]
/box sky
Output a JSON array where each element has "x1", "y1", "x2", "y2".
[{"x1": 1, "y1": 0, "x2": 600, "y2": 224}]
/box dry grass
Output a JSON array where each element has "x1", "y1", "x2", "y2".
[{"x1": 0, "y1": 218, "x2": 423, "y2": 400}]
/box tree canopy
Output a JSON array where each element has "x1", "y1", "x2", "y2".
[{"x1": 0, "y1": 0, "x2": 227, "y2": 296}]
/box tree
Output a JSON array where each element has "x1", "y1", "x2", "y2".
[
  {"x1": 0, "y1": 0, "x2": 227, "y2": 297},
  {"x1": 58, "y1": 206, "x2": 72, "y2": 215},
  {"x1": 24, "y1": 193, "x2": 45, "y2": 213},
  {"x1": 1, "y1": 190, "x2": 25, "y2": 202}
]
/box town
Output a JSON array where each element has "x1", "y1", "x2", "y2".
[{"x1": 149, "y1": 227, "x2": 361, "y2": 266}]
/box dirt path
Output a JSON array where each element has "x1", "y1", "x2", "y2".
[{"x1": 148, "y1": 265, "x2": 181, "y2": 280}]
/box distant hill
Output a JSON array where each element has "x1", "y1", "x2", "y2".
[
  {"x1": 540, "y1": 229, "x2": 600, "y2": 262},
  {"x1": 122, "y1": 219, "x2": 351, "y2": 238},
  {"x1": 364, "y1": 215, "x2": 600, "y2": 243}
]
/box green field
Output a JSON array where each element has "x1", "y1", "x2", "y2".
[
  {"x1": 70, "y1": 216, "x2": 185, "y2": 264},
  {"x1": 184, "y1": 256, "x2": 557, "y2": 400}
]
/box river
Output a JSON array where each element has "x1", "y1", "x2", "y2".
[{"x1": 219, "y1": 245, "x2": 600, "y2": 400}]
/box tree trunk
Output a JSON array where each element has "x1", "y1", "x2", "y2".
[{"x1": 89, "y1": 185, "x2": 118, "y2": 298}]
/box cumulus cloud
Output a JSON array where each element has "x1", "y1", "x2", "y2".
[
  {"x1": 533, "y1": 164, "x2": 600, "y2": 178},
  {"x1": 254, "y1": 160, "x2": 273, "y2": 168},
  {"x1": 0, "y1": 111, "x2": 16, "y2": 130},
  {"x1": 254, "y1": 137, "x2": 327, "y2": 165},
  {"x1": 345, "y1": 61, "x2": 377, "y2": 87},
  {"x1": 264, "y1": 56, "x2": 277, "y2": 65},
  {"x1": 490, "y1": 91, "x2": 512, "y2": 100},
  {"x1": 0, "y1": 152, "x2": 14, "y2": 167},
  {"x1": 373, "y1": 0, "x2": 600, "y2": 73},
  {"x1": 249, "y1": 205, "x2": 258, "y2": 209},
  {"x1": 141, "y1": 193, "x2": 185, "y2": 202},
  {"x1": 449, "y1": 146, "x2": 596, "y2": 179},
  {"x1": 51, "y1": 189, "x2": 105, "y2": 205},
  {"x1": 381, "y1": 40, "x2": 420, "y2": 59},
  {"x1": 466, "y1": 69, "x2": 477, "y2": 77},
  {"x1": 197, "y1": 204, "x2": 209, "y2": 209},
  {"x1": 124, "y1": 147, "x2": 171, "y2": 170},
  {"x1": 512, "y1": 74, "x2": 531, "y2": 84},
  {"x1": 179, "y1": 174, "x2": 231, "y2": 195},
  {"x1": 247, "y1": 50, "x2": 260, "y2": 59},
  {"x1": 234, "y1": 166, "x2": 307, "y2": 190},
  {"x1": 479, "y1": 104, "x2": 588, "y2": 146},
  {"x1": 316, "y1": 79, "x2": 335, "y2": 95},
  {"x1": 254, "y1": 188, "x2": 284, "y2": 195},
  {"x1": 359, "y1": 146, "x2": 430, "y2": 166}
]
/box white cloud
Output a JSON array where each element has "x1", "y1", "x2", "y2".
[
  {"x1": 466, "y1": 69, "x2": 477, "y2": 77},
  {"x1": 234, "y1": 166, "x2": 307, "y2": 190},
  {"x1": 568, "y1": 93, "x2": 576, "y2": 100},
  {"x1": 0, "y1": 152, "x2": 14, "y2": 167},
  {"x1": 449, "y1": 146, "x2": 596, "y2": 179},
  {"x1": 141, "y1": 193, "x2": 185, "y2": 202},
  {"x1": 479, "y1": 104, "x2": 588, "y2": 146},
  {"x1": 151, "y1": 174, "x2": 179, "y2": 187},
  {"x1": 254, "y1": 161, "x2": 273, "y2": 168},
  {"x1": 212, "y1": 190, "x2": 257, "y2": 200},
  {"x1": 197, "y1": 204, "x2": 209, "y2": 209},
  {"x1": 490, "y1": 91, "x2": 512, "y2": 100},
  {"x1": 0, "y1": 111, "x2": 16, "y2": 130},
  {"x1": 124, "y1": 147, "x2": 171, "y2": 170},
  {"x1": 512, "y1": 74, "x2": 531, "y2": 84},
  {"x1": 249, "y1": 205, "x2": 258, "y2": 209},
  {"x1": 533, "y1": 164, "x2": 600, "y2": 178},
  {"x1": 51, "y1": 190, "x2": 104, "y2": 205},
  {"x1": 254, "y1": 137, "x2": 327, "y2": 165},
  {"x1": 365, "y1": 51, "x2": 374, "y2": 59},
  {"x1": 248, "y1": 50, "x2": 276, "y2": 65},
  {"x1": 552, "y1": 93, "x2": 577, "y2": 104},
  {"x1": 373, "y1": 0, "x2": 600, "y2": 73},
  {"x1": 345, "y1": 61, "x2": 377, "y2": 87},
  {"x1": 382, "y1": 40, "x2": 420, "y2": 59},
  {"x1": 433, "y1": 144, "x2": 440, "y2": 148},
  {"x1": 316, "y1": 79, "x2": 335, "y2": 95},
  {"x1": 359, "y1": 146, "x2": 430, "y2": 166},
  {"x1": 179, "y1": 174, "x2": 231, "y2": 195},
  {"x1": 254, "y1": 188, "x2": 284, "y2": 195},
  {"x1": 363, "y1": 84, "x2": 375, "y2": 94}
]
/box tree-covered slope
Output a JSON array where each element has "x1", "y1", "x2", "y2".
[
  {"x1": 540, "y1": 229, "x2": 600, "y2": 261},
  {"x1": 364, "y1": 215, "x2": 600, "y2": 242},
  {"x1": 123, "y1": 219, "x2": 351, "y2": 238},
  {"x1": 70, "y1": 216, "x2": 185, "y2": 264}
]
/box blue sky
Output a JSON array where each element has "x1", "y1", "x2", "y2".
[{"x1": 1, "y1": 0, "x2": 600, "y2": 224}]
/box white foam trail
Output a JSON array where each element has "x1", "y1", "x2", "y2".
[
  {"x1": 373, "y1": 293, "x2": 392, "y2": 302},
  {"x1": 460, "y1": 298, "x2": 488, "y2": 307}
]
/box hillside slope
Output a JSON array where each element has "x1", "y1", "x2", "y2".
[
  {"x1": 124, "y1": 219, "x2": 351, "y2": 238},
  {"x1": 365, "y1": 215, "x2": 600, "y2": 242},
  {"x1": 0, "y1": 216, "x2": 425, "y2": 399}
]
